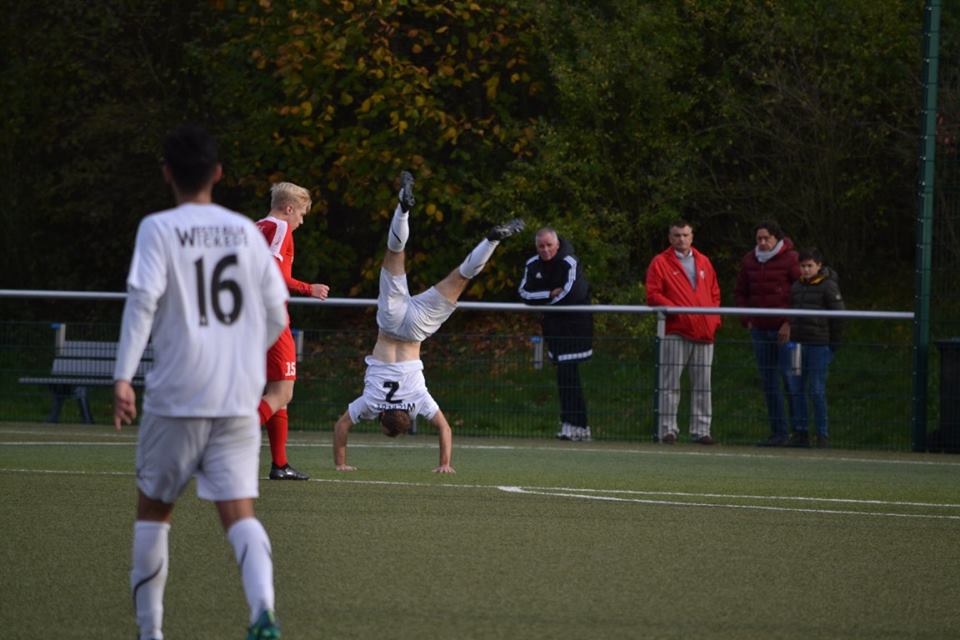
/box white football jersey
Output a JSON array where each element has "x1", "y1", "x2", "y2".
[
  {"x1": 348, "y1": 356, "x2": 439, "y2": 423},
  {"x1": 117, "y1": 203, "x2": 288, "y2": 416}
]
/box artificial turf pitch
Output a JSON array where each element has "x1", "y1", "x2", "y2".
[{"x1": 1, "y1": 422, "x2": 958, "y2": 639}]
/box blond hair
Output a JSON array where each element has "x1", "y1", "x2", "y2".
[{"x1": 270, "y1": 182, "x2": 312, "y2": 213}]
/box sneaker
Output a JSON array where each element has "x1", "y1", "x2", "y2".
[
  {"x1": 579, "y1": 426, "x2": 592, "y2": 442},
  {"x1": 816, "y1": 436, "x2": 831, "y2": 449},
  {"x1": 486, "y1": 218, "x2": 525, "y2": 241},
  {"x1": 269, "y1": 463, "x2": 310, "y2": 481},
  {"x1": 694, "y1": 434, "x2": 716, "y2": 445},
  {"x1": 757, "y1": 433, "x2": 789, "y2": 447},
  {"x1": 787, "y1": 432, "x2": 810, "y2": 448},
  {"x1": 555, "y1": 422, "x2": 574, "y2": 441},
  {"x1": 398, "y1": 171, "x2": 415, "y2": 212},
  {"x1": 661, "y1": 432, "x2": 677, "y2": 444},
  {"x1": 247, "y1": 609, "x2": 281, "y2": 640}
]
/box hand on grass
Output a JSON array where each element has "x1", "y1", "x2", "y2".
[
  {"x1": 433, "y1": 464, "x2": 456, "y2": 474},
  {"x1": 335, "y1": 464, "x2": 357, "y2": 472}
]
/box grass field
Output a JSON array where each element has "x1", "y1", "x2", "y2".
[{"x1": 1, "y1": 422, "x2": 959, "y2": 639}]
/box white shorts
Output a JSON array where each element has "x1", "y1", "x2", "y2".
[
  {"x1": 376, "y1": 268, "x2": 457, "y2": 343},
  {"x1": 348, "y1": 356, "x2": 440, "y2": 423},
  {"x1": 136, "y1": 413, "x2": 261, "y2": 503}
]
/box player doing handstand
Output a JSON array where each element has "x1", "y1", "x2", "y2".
[{"x1": 332, "y1": 172, "x2": 523, "y2": 473}]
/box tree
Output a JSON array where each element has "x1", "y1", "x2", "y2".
[{"x1": 202, "y1": 0, "x2": 545, "y2": 296}]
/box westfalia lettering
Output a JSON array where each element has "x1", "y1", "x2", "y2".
[
  {"x1": 374, "y1": 402, "x2": 416, "y2": 412},
  {"x1": 175, "y1": 226, "x2": 249, "y2": 248}
]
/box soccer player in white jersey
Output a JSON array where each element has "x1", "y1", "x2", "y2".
[
  {"x1": 332, "y1": 171, "x2": 523, "y2": 473},
  {"x1": 113, "y1": 125, "x2": 289, "y2": 640}
]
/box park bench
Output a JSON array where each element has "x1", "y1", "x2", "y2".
[
  {"x1": 18, "y1": 324, "x2": 153, "y2": 424},
  {"x1": 18, "y1": 324, "x2": 303, "y2": 424}
]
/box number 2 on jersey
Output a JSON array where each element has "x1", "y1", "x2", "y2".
[
  {"x1": 194, "y1": 255, "x2": 244, "y2": 326},
  {"x1": 383, "y1": 380, "x2": 401, "y2": 403}
]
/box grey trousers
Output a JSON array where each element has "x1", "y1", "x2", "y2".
[{"x1": 657, "y1": 334, "x2": 714, "y2": 438}]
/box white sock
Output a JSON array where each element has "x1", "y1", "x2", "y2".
[
  {"x1": 131, "y1": 521, "x2": 170, "y2": 640},
  {"x1": 458, "y1": 238, "x2": 498, "y2": 279},
  {"x1": 228, "y1": 517, "x2": 275, "y2": 624},
  {"x1": 387, "y1": 203, "x2": 409, "y2": 252}
]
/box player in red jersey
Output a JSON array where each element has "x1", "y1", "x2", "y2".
[{"x1": 256, "y1": 182, "x2": 330, "y2": 480}]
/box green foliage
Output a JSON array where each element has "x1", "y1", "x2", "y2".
[
  {"x1": 494, "y1": 0, "x2": 929, "y2": 302},
  {"x1": 201, "y1": 0, "x2": 544, "y2": 295},
  {"x1": 0, "y1": 1, "x2": 217, "y2": 293},
  {"x1": 2, "y1": 0, "x2": 955, "y2": 315}
]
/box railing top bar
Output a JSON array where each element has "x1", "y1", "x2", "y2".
[
  {"x1": 0, "y1": 289, "x2": 913, "y2": 320},
  {"x1": 0, "y1": 290, "x2": 129, "y2": 301}
]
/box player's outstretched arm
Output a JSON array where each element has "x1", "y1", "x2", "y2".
[
  {"x1": 333, "y1": 411, "x2": 357, "y2": 471},
  {"x1": 429, "y1": 410, "x2": 456, "y2": 474},
  {"x1": 113, "y1": 380, "x2": 137, "y2": 431}
]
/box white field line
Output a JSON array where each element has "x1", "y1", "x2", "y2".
[
  {"x1": 2, "y1": 433, "x2": 960, "y2": 468},
  {"x1": 494, "y1": 486, "x2": 960, "y2": 521},
  {"x1": 1, "y1": 466, "x2": 958, "y2": 520}
]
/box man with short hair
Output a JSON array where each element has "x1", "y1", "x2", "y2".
[
  {"x1": 518, "y1": 227, "x2": 594, "y2": 442},
  {"x1": 645, "y1": 220, "x2": 721, "y2": 444},
  {"x1": 113, "y1": 125, "x2": 288, "y2": 640},
  {"x1": 332, "y1": 171, "x2": 523, "y2": 472},
  {"x1": 255, "y1": 182, "x2": 330, "y2": 480}
]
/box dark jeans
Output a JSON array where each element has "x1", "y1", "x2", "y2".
[
  {"x1": 556, "y1": 361, "x2": 588, "y2": 428},
  {"x1": 789, "y1": 345, "x2": 834, "y2": 437},
  {"x1": 750, "y1": 329, "x2": 793, "y2": 436}
]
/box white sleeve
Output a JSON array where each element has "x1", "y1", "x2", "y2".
[
  {"x1": 124, "y1": 217, "x2": 168, "y2": 299},
  {"x1": 259, "y1": 230, "x2": 289, "y2": 348},
  {"x1": 265, "y1": 303, "x2": 287, "y2": 348},
  {"x1": 114, "y1": 219, "x2": 165, "y2": 381},
  {"x1": 114, "y1": 286, "x2": 156, "y2": 382}
]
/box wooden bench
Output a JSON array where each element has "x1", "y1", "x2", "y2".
[
  {"x1": 18, "y1": 325, "x2": 303, "y2": 424},
  {"x1": 18, "y1": 324, "x2": 153, "y2": 424}
]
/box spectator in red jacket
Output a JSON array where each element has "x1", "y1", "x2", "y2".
[
  {"x1": 646, "y1": 221, "x2": 721, "y2": 444},
  {"x1": 734, "y1": 220, "x2": 801, "y2": 446}
]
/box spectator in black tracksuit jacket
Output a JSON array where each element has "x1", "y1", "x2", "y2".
[{"x1": 518, "y1": 227, "x2": 594, "y2": 441}]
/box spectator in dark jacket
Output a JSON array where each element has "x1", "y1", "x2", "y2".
[
  {"x1": 787, "y1": 247, "x2": 844, "y2": 448},
  {"x1": 519, "y1": 228, "x2": 593, "y2": 442},
  {"x1": 734, "y1": 220, "x2": 801, "y2": 446}
]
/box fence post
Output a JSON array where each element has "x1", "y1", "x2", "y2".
[
  {"x1": 531, "y1": 335, "x2": 544, "y2": 370},
  {"x1": 52, "y1": 323, "x2": 66, "y2": 354},
  {"x1": 912, "y1": 0, "x2": 941, "y2": 452},
  {"x1": 652, "y1": 311, "x2": 666, "y2": 441}
]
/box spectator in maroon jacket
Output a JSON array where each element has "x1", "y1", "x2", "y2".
[{"x1": 734, "y1": 220, "x2": 801, "y2": 446}]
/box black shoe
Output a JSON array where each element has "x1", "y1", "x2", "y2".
[
  {"x1": 787, "y1": 432, "x2": 810, "y2": 448},
  {"x1": 398, "y1": 171, "x2": 415, "y2": 213},
  {"x1": 269, "y1": 463, "x2": 310, "y2": 480},
  {"x1": 486, "y1": 218, "x2": 525, "y2": 241},
  {"x1": 757, "y1": 433, "x2": 789, "y2": 447}
]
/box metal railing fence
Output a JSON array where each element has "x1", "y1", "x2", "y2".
[{"x1": 1, "y1": 289, "x2": 938, "y2": 451}]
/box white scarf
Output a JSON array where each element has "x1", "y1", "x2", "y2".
[{"x1": 755, "y1": 239, "x2": 784, "y2": 263}]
